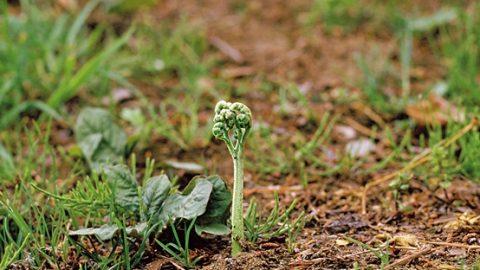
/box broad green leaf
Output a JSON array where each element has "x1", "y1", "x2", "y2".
[
  {"x1": 104, "y1": 164, "x2": 139, "y2": 211},
  {"x1": 193, "y1": 175, "x2": 231, "y2": 236},
  {"x1": 195, "y1": 222, "x2": 230, "y2": 236},
  {"x1": 69, "y1": 222, "x2": 147, "y2": 241},
  {"x1": 121, "y1": 107, "x2": 145, "y2": 127},
  {"x1": 201, "y1": 175, "x2": 231, "y2": 219},
  {"x1": 126, "y1": 222, "x2": 148, "y2": 236},
  {"x1": 142, "y1": 175, "x2": 171, "y2": 219},
  {"x1": 160, "y1": 179, "x2": 212, "y2": 221},
  {"x1": 77, "y1": 133, "x2": 102, "y2": 161},
  {"x1": 0, "y1": 143, "x2": 15, "y2": 180},
  {"x1": 69, "y1": 224, "x2": 117, "y2": 241},
  {"x1": 75, "y1": 107, "x2": 127, "y2": 169}
]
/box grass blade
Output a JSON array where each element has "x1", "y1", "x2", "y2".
[{"x1": 47, "y1": 27, "x2": 134, "y2": 108}]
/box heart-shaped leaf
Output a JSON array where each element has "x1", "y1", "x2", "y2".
[
  {"x1": 201, "y1": 175, "x2": 231, "y2": 219},
  {"x1": 75, "y1": 107, "x2": 127, "y2": 170},
  {"x1": 142, "y1": 175, "x2": 171, "y2": 220},
  {"x1": 69, "y1": 224, "x2": 118, "y2": 241},
  {"x1": 77, "y1": 133, "x2": 102, "y2": 161},
  {"x1": 192, "y1": 175, "x2": 231, "y2": 236},
  {"x1": 69, "y1": 222, "x2": 147, "y2": 241},
  {"x1": 159, "y1": 179, "x2": 212, "y2": 221},
  {"x1": 195, "y1": 222, "x2": 230, "y2": 236},
  {"x1": 104, "y1": 164, "x2": 139, "y2": 211}
]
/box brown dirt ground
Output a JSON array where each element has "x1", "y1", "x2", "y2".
[{"x1": 125, "y1": 1, "x2": 480, "y2": 269}]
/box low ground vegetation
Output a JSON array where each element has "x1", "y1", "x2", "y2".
[{"x1": 1, "y1": 0, "x2": 480, "y2": 269}]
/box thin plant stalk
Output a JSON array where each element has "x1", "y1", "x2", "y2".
[
  {"x1": 231, "y1": 147, "x2": 244, "y2": 255},
  {"x1": 212, "y1": 100, "x2": 252, "y2": 256}
]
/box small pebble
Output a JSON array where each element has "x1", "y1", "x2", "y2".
[{"x1": 467, "y1": 238, "x2": 478, "y2": 245}]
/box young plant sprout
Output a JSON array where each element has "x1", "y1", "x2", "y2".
[{"x1": 212, "y1": 100, "x2": 252, "y2": 256}]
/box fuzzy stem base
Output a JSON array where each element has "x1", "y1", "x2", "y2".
[{"x1": 231, "y1": 152, "x2": 244, "y2": 256}]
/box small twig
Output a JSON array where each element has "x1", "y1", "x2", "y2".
[
  {"x1": 209, "y1": 36, "x2": 244, "y2": 63},
  {"x1": 424, "y1": 241, "x2": 480, "y2": 249},
  {"x1": 344, "y1": 117, "x2": 378, "y2": 138},
  {"x1": 436, "y1": 264, "x2": 462, "y2": 270},
  {"x1": 341, "y1": 249, "x2": 377, "y2": 258},
  {"x1": 290, "y1": 256, "x2": 325, "y2": 266},
  {"x1": 351, "y1": 101, "x2": 386, "y2": 127},
  {"x1": 244, "y1": 184, "x2": 305, "y2": 196},
  {"x1": 158, "y1": 255, "x2": 186, "y2": 270},
  {"x1": 384, "y1": 246, "x2": 433, "y2": 269},
  {"x1": 361, "y1": 119, "x2": 477, "y2": 214}
]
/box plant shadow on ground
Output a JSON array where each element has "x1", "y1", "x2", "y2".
[{"x1": 2, "y1": 0, "x2": 480, "y2": 269}]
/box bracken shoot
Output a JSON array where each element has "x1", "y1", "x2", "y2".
[{"x1": 212, "y1": 100, "x2": 252, "y2": 256}]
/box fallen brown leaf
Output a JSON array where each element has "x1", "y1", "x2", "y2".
[{"x1": 406, "y1": 94, "x2": 465, "y2": 125}]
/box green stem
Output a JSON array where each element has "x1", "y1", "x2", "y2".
[
  {"x1": 231, "y1": 148, "x2": 244, "y2": 256},
  {"x1": 222, "y1": 134, "x2": 236, "y2": 157}
]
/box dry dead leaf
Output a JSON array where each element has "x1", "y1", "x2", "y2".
[
  {"x1": 209, "y1": 36, "x2": 244, "y2": 63},
  {"x1": 392, "y1": 234, "x2": 419, "y2": 248},
  {"x1": 221, "y1": 66, "x2": 255, "y2": 78},
  {"x1": 336, "y1": 238, "x2": 351, "y2": 246},
  {"x1": 376, "y1": 233, "x2": 419, "y2": 247},
  {"x1": 444, "y1": 212, "x2": 480, "y2": 231},
  {"x1": 406, "y1": 94, "x2": 465, "y2": 125},
  {"x1": 145, "y1": 259, "x2": 166, "y2": 270}
]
